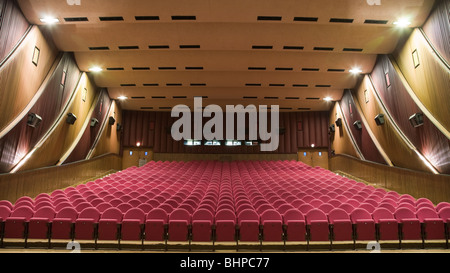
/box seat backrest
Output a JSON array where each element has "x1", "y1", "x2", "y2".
[
  {"x1": 298, "y1": 204, "x2": 314, "y2": 214},
  {"x1": 0, "y1": 200, "x2": 13, "y2": 210},
  {"x1": 328, "y1": 208, "x2": 350, "y2": 223},
  {"x1": 416, "y1": 207, "x2": 439, "y2": 222},
  {"x1": 261, "y1": 209, "x2": 282, "y2": 223},
  {"x1": 0, "y1": 205, "x2": 12, "y2": 220},
  {"x1": 117, "y1": 203, "x2": 133, "y2": 213},
  {"x1": 237, "y1": 209, "x2": 259, "y2": 225},
  {"x1": 438, "y1": 207, "x2": 450, "y2": 222},
  {"x1": 10, "y1": 206, "x2": 34, "y2": 221},
  {"x1": 394, "y1": 207, "x2": 417, "y2": 221},
  {"x1": 215, "y1": 209, "x2": 236, "y2": 223},
  {"x1": 137, "y1": 203, "x2": 153, "y2": 214},
  {"x1": 338, "y1": 203, "x2": 355, "y2": 214},
  {"x1": 318, "y1": 204, "x2": 334, "y2": 214},
  {"x1": 78, "y1": 207, "x2": 101, "y2": 222},
  {"x1": 192, "y1": 209, "x2": 214, "y2": 223},
  {"x1": 378, "y1": 203, "x2": 396, "y2": 213},
  {"x1": 101, "y1": 207, "x2": 123, "y2": 221},
  {"x1": 55, "y1": 207, "x2": 78, "y2": 221},
  {"x1": 169, "y1": 208, "x2": 191, "y2": 222},
  {"x1": 283, "y1": 208, "x2": 305, "y2": 222},
  {"x1": 306, "y1": 209, "x2": 328, "y2": 225},
  {"x1": 124, "y1": 208, "x2": 146, "y2": 224},
  {"x1": 372, "y1": 208, "x2": 395, "y2": 222},
  {"x1": 350, "y1": 208, "x2": 372, "y2": 224},
  {"x1": 33, "y1": 206, "x2": 56, "y2": 221},
  {"x1": 147, "y1": 208, "x2": 169, "y2": 224},
  {"x1": 436, "y1": 202, "x2": 450, "y2": 212}
]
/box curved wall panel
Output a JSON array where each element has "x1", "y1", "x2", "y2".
[
  {"x1": 329, "y1": 102, "x2": 359, "y2": 160},
  {"x1": 421, "y1": 0, "x2": 450, "y2": 64},
  {"x1": 371, "y1": 55, "x2": 450, "y2": 174}
]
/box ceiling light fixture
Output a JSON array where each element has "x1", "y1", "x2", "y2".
[
  {"x1": 323, "y1": 97, "x2": 333, "y2": 102},
  {"x1": 349, "y1": 68, "x2": 363, "y2": 74},
  {"x1": 118, "y1": 96, "x2": 128, "y2": 100},
  {"x1": 393, "y1": 18, "x2": 411, "y2": 28},
  {"x1": 88, "y1": 66, "x2": 103, "y2": 72},
  {"x1": 40, "y1": 17, "x2": 60, "y2": 24}
]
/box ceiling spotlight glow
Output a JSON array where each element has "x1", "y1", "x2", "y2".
[
  {"x1": 323, "y1": 97, "x2": 333, "y2": 102},
  {"x1": 88, "y1": 66, "x2": 103, "y2": 72},
  {"x1": 118, "y1": 96, "x2": 128, "y2": 100},
  {"x1": 349, "y1": 68, "x2": 363, "y2": 74},
  {"x1": 393, "y1": 18, "x2": 411, "y2": 28},
  {"x1": 40, "y1": 17, "x2": 60, "y2": 24}
]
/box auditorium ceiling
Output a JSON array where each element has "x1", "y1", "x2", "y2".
[{"x1": 17, "y1": 0, "x2": 435, "y2": 112}]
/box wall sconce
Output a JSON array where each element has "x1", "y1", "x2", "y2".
[
  {"x1": 109, "y1": 116, "x2": 116, "y2": 126},
  {"x1": 27, "y1": 113, "x2": 42, "y2": 128},
  {"x1": 409, "y1": 113, "x2": 424, "y2": 128},
  {"x1": 66, "y1": 113, "x2": 77, "y2": 125},
  {"x1": 90, "y1": 118, "x2": 99, "y2": 127},
  {"x1": 375, "y1": 114, "x2": 385, "y2": 126},
  {"x1": 353, "y1": 120, "x2": 362, "y2": 130}
]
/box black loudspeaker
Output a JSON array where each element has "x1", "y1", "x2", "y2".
[
  {"x1": 117, "y1": 123, "x2": 123, "y2": 132},
  {"x1": 335, "y1": 118, "x2": 342, "y2": 127},
  {"x1": 90, "y1": 118, "x2": 99, "y2": 127},
  {"x1": 109, "y1": 116, "x2": 116, "y2": 126},
  {"x1": 329, "y1": 124, "x2": 335, "y2": 133},
  {"x1": 27, "y1": 113, "x2": 42, "y2": 128},
  {"x1": 409, "y1": 113, "x2": 424, "y2": 128},
  {"x1": 375, "y1": 114, "x2": 385, "y2": 126},
  {"x1": 353, "y1": 120, "x2": 362, "y2": 130},
  {"x1": 66, "y1": 113, "x2": 77, "y2": 125}
]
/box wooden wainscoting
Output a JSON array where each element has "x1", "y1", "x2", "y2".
[
  {"x1": 153, "y1": 153, "x2": 297, "y2": 162},
  {"x1": 330, "y1": 154, "x2": 450, "y2": 204},
  {"x1": 122, "y1": 148, "x2": 154, "y2": 170},
  {"x1": 298, "y1": 149, "x2": 329, "y2": 170},
  {"x1": 0, "y1": 153, "x2": 122, "y2": 203}
]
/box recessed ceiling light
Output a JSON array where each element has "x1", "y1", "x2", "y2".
[
  {"x1": 118, "y1": 96, "x2": 128, "y2": 100},
  {"x1": 349, "y1": 68, "x2": 363, "y2": 74},
  {"x1": 393, "y1": 18, "x2": 411, "y2": 28},
  {"x1": 40, "y1": 17, "x2": 60, "y2": 24},
  {"x1": 324, "y1": 97, "x2": 333, "y2": 102},
  {"x1": 88, "y1": 66, "x2": 103, "y2": 72}
]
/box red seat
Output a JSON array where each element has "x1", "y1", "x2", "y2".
[
  {"x1": 283, "y1": 209, "x2": 306, "y2": 241},
  {"x1": 4, "y1": 207, "x2": 34, "y2": 239},
  {"x1": 261, "y1": 209, "x2": 283, "y2": 242},
  {"x1": 416, "y1": 207, "x2": 445, "y2": 240},
  {"x1": 394, "y1": 207, "x2": 422, "y2": 241},
  {"x1": 238, "y1": 209, "x2": 260, "y2": 242},
  {"x1": 168, "y1": 208, "x2": 191, "y2": 241},
  {"x1": 28, "y1": 207, "x2": 56, "y2": 239},
  {"x1": 215, "y1": 209, "x2": 236, "y2": 242},
  {"x1": 328, "y1": 208, "x2": 353, "y2": 241},
  {"x1": 74, "y1": 208, "x2": 101, "y2": 240},
  {"x1": 306, "y1": 209, "x2": 330, "y2": 242},
  {"x1": 97, "y1": 208, "x2": 123, "y2": 241},
  {"x1": 350, "y1": 208, "x2": 376, "y2": 241},
  {"x1": 51, "y1": 207, "x2": 78, "y2": 240},
  {"x1": 121, "y1": 208, "x2": 146, "y2": 241},
  {"x1": 191, "y1": 209, "x2": 214, "y2": 242},
  {"x1": 372, "y1": 208, "x2": 399, "y2": 241}
]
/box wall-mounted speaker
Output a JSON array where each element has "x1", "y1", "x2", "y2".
[
  {"x1": 353, "y1": 120, "x2": 362, "y2": 130},
  {"x1": 335, "y1": 118, "x2": 342, "y2": 127},
  {"x1": 409, "y1": 113, "x2": 424, "y2": 128},
  {"x1": 375, "y1": 114, "x2": 385, "y2": 126},
  {"x1": 109, "y1": 116, "x2": 116, "y2": 126},
  {"x1": 27, "y1": 113, "x2": 42, "y2": 128},
  {"x1": 116, "y1": 123, "x2": 123, "y2": 132},
  {"x1": 329, "y1": 124, "x2": 335, "y2": 133},
  {"x1": 66, "y1": 113, "x2": 77, "y2": 125},
  {"x1": 90, "y1": 118, "x2": 99, "y2": 127}
]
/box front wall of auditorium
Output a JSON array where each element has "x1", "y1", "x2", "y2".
[{"x1": 0, "y1": 0, "x2": 448, "y2": 204}]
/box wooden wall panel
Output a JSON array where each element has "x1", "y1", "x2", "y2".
[
  {"x1": 329, "y1": 102, "x2": 359, "y2": 159},
  {"x1": 340, "y1": 89, "x2": 386, "y2": 165},
  {"x1": 371, "y1": 55, "x2": 450, "y2": 174},
  {"x1": 90, "y1": 100, "x2": 122, "y2": 158},
  {"x1": 0, "y1": 0, "x2": 30, "y2": 62},
  {"x1": 330, "y1": 154, "x2": 450, "y2": 205},
  {"x1": 122, "y1": 110, "x2": 330, "y2": 154},
  {"x1": 393, "y1": 29, "x2": 450, "y2": 133},
  {"x1": 0, "y1": 26, "x2": 58, "y2": 131},
  {"x1": 422, "y1": 0, "x2": 450, "y2": 64},
  {"x1": 0, "y1": 53, "x2": 81, "y2": 173},
  {"x1": 0, "y1": 153, "x2": 121, "y2": 203},
  {"x1": 354, "y1": 76, "x2": 430, "y2": 173},
  {"x1": 17, "y1": 73, "x2": 99, "y2": 172},
  {"x1": 153, "y1": 153, "x2": 297, "y2": 162}
]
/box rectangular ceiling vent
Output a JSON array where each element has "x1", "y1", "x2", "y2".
[
  {"x1": 294, "y1": 17, "x2": 318, "y2": 22},
  {"x1": 314, "y1": 47, "x2": 334, "y2": 51},
  {"x1": 306, "y1": 97, "x2": 320, "y2": 100},
  {"x1": 149, "y1": 45, "x2": 170, "y2": 49},
  {"x1": 173, "y1": 96, "x2": 188, "y2": 99},
  {"x1": 285, "y1": 97, "x2": 300, "y2": 100},
  {"x1": 343, "y1": 48, "x2": 364, "y2": 52},
  {"x1": 252, "y1": 45, "x2": 273, "y2": 49},
  {"x1": 132, "y1": 67, "x2": 150, "y2": 70},
  {"x1": 135, "y1": 16, "x2": 160, "y2": 21},
  {"x1": 248, "y1": 67, "x2": 266, "y2": 70},
  {"x1": 190, "y1": 83, "x2": 207, "y2": 86},
  {"x1": 269, "y1": 84, "x2": 285, "y2": 87},
  {"x1": 264, "y1": 97, "x2": 279, "y2": 99},
  {"x1": 141, "y1": 107, "x2": 154, "y2": 110},
  {"x1": 275, "y1": 67, "x2": 293, "y2": 71},
  {"x1": 171, "y1": 15, "x2": 196, "y2": 20},
  {"x1": 99, "y1": 16, "x2": 124, "y2": 21},
  {"x1": 327, "y1": 69, "x2": 345, "y2": 72},
  {"x1": 120, "y1": 84, "x2": 136, "y2": 87},
  {"x1": 131, "y1": 96, "x2": 146, "y2": 99},
  {"x1": 152, "y1": 96, "x2": 166, "y2": 99},
  {"x1": 159, "y1": 67, "x2": 177, "y2": 70},
  {"x1": 302, "y1": 68, "x2": 320, "y2": 71},
  {"x1": 119, "y1": 46, "x2": 139, "y2": 50},
  {"x1": 106, "y1": 67, "x2": 124, "y2": 71},
  {"x1": 364, "y1": 19, "x2": 388, "y2": 24},
  {"x1": 280, "y1": 107, "x2": 293, "y2": 110},
  {"x1": 64, "y1": 17, "x2": 88, "y2": 22},
  {"x1": 245, "y1": 83, "x2": 262, "y2": 86},
  {"x1": 293, "y1": 84, "x2": 309, "y2": 87},
  {"x1": 166, "y1": 83, "x2": 182, "y2": 86},
  {"x1": 329, "y1": 18, "x2": 354, "y2": 23},
  {"x1": 243, "y1": 96, "x2": 258, "y2": 99},
  {"x1": 185, "y1": 67, "x2": 204, "y2": 70},
  {"x1": 179, "y1": 45, "x2": 201, "y2": 49},
  {"x1": 283, "y1": 46, "x2": 304, "y2": 50},
  {"x1": 316, "y1": 84, "x2": 332, "y2": 87},
  {"x1": 257, "y1": 16, "x2": 282, "y2": 21},
  {"x1": 143, "y1": 83, "x2": 159, "y2": 86},
  {"x1": 89, "y1": 46, "x2": 109, "y2": 51}
]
